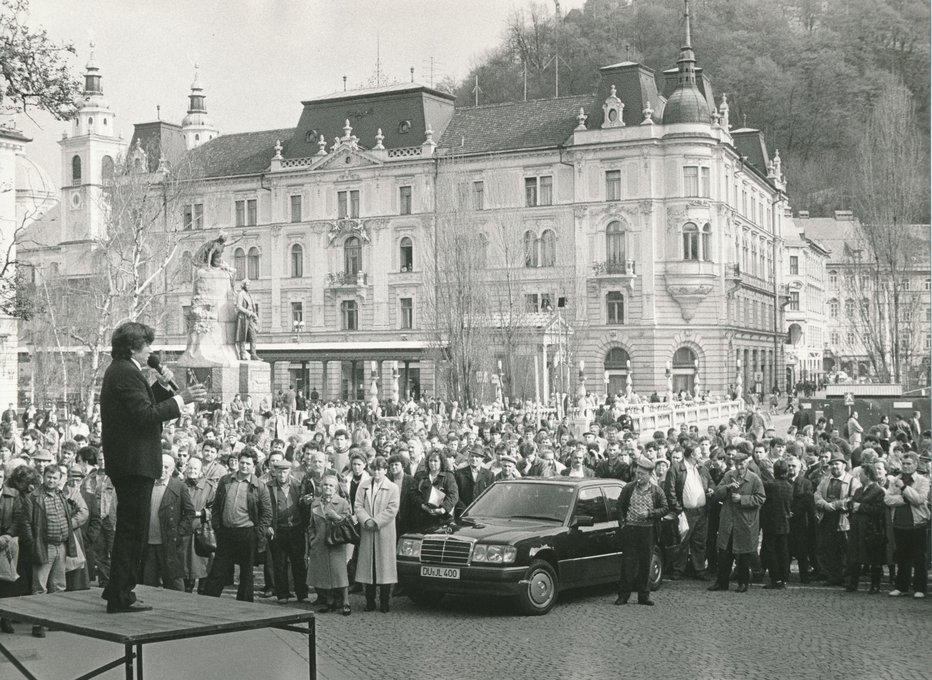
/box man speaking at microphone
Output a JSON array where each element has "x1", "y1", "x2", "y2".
[{"x1": 100, "y1": 322, "x2": 206, "y2": 613}]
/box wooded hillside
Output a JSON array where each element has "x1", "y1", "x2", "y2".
[{"x1": 451, "y1": 0, "x2": 930, "y2": 219}]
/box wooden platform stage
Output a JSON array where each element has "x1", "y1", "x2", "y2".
[{"x1": 0, "y1": 586, "x2": 316, "y2": 680}]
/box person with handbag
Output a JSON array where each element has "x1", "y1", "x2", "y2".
[
  {"x1": 0, "y1": 465, "x2": 39, "y2": 635},
  {"x1": 306, "y1": 474, "x2": 353, "y2": 615},
  {"x1": 354, "y1": 456, "x2": 400, "y2": 613},
  {"x1": 182, "y1": 456, "x2": 217, "y2": 594}
]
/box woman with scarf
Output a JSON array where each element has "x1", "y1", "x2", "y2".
[{"x1": 306, "y1": 474, "x2": 353, "y2": 615}]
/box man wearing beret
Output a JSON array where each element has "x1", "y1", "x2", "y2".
[
  {"x1": 708, "y1": 450, "x2": 766, "y2": 592},
  {"x1": 615, "y1": 456, "x2": 668, "y2": 606},
  {"x1": 813, "y1": 452, "x2": 859, "y2": 587}
]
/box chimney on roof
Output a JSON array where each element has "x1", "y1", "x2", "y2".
[
  {"x1": 798, "y1": 210, "x2": 809, "y2": 219},
  {"x1": 834, "y1": 210, "x2": 853, "y2": 221}
]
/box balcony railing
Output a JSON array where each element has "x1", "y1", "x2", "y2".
[
  {"x1": 592, "y1": 259, "x2": 636, "y2": 277},
  {"x1": 727, "y1": 263, "x2": 772, "y2": 293},
  {"x1": 326, "y1": 271, "x2": 368, "y2": 288}
]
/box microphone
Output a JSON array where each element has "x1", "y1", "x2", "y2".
[{"x1": 147, "y1": 354, "x2": 179, "y2": 392}]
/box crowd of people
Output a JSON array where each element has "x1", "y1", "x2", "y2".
[{"x1": 0, "y1": 389, "x2": 929, "y2": 633}]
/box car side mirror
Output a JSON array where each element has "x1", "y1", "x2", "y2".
[{"x1": 571, "y1": 514, "x2": 594, "y2": 529}]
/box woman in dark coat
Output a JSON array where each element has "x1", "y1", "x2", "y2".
[
  {"x1": 409, "y1": 449, "x2": 458, "y2": 534},
  {"x1": 845, "y1": 463, "x2": 887, "y2": 593},
  {"x1": 760, "y1": 460, "x2": 793, "y2": 589},
  {"x1": 1, "y1": 466, "x2": 40, "y2": 634}
]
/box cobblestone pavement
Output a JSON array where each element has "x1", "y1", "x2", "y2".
[{"x1": 298, "y1": 578, "x2": 929, "y2": 680}]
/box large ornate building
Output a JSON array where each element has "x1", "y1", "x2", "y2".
[{"x1": 22, "y1": 21, "x2": 802, "y2": 405}]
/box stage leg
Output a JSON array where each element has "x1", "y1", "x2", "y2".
[
  {"x1": 136, "y1": 644, "x2": 143, "y2": 680},
  {"x1": 124, "y1": 644, "x2": 133, "y2": 680},
  {"x1": 308, "y1": 618, "x2": 316, "y2": 680}
]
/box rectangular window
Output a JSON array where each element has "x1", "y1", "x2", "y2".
[
  {"x1": 524, "y1": 293, "x2": 539, "y2": 313},
  {"x1": 399, "y1": 185, "x2": 412, "y2": 215},
  {"x1": 606, "y1": 291, "x2": 624, "y2": 325},
  {"x1": 291, "y1": 301, "x2": 303, "y2": 329},
  {"x1": 789, "y1": 291, "x2": 800, "y2": 311},
  {"x1": 400, "y1": 297, "x2": 413, "y2": 329},
  {"x1": 605, "y1": 170, "x2": 621, "y2": 201},
  {"x1": 290, "y1": 195, "x2": 303, "y2": 223},
  {"x1": 472, "y1": 181, "x2": 484, "y2": 210},
  {"x1": 700, "y1": 167, "x2": 710, "y2": 198},
  {"x1": 338, "y1": 190, "x2": 360, "y2": 218},
  {"x1": 235, "y1": 199, "x2": 257, "y2": 226},
  {"x1": 525, "y1": 176, "x2": 553, "y2": 207},
  {"x1": 183, "y1": 203, "x2": 203, "y2": 230},
  {"x1": 684, "y1": 166, "x2": 699, "y2": 196},
  {"x1": 789, "y1": 256, "x2": 799, "y2": 275}
]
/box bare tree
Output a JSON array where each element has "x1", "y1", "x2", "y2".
[
  {"x1": 422, "y1": 157, "x2": 491, "y2": 405},
  {"x1": 25, "y1": 144, "x2": 200, "y2": 416},
  {"x1": 843, "y1": 75, "x2": 930, "y2": 385}
]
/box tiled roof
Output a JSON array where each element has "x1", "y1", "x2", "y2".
[
  {"x1": 437, "y1": 95, "x2": 592, "y2": 155},
  {"x1": 800, "y1": 217, "x2": 930, "y2": 265},
  {"x1": 184, "y1": 128, "x2": 294, "y2": 178}
]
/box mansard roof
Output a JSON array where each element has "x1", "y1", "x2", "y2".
[
  {"x1": 437, "y1": 94, "x2": 592, "y2": 155},
  {"x1": 184, "y1": 127, "x2": 293, "y2": 178}
]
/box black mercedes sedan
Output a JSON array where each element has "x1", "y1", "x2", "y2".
[{"x1": 396, "y1": 478, "x2": 675, "y2": 615}]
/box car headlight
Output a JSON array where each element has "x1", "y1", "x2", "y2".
[
  {"x1": 471, "y1": 544, "x2": 517, "y2": 564},
  {"x1": 397, "y1": 538, "x2": 421, "y2": 558}
]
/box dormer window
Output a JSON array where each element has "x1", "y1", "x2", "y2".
[
  {"x1": 398, "y1": 120, "x2": 412, "y2": 134},
  {"x1": 305, "y1": 129, "x2": 319, "y2": 143}
]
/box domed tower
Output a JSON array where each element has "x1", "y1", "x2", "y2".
[
  {"x1": 661, "y1": 1, "x2": 710, "y2": 126},
  {"x1": 182, "y1": 64, "x2": 219, "y2": 150},
  {"x1": 58, "y1": 42, "x2": 126, "y2": 241}
]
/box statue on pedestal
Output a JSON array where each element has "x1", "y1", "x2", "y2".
[
  {"x1": 235, "y1": 278, "x2": 260, "y2": 361},
  {"x1": 178, "y1": 232, "x2": 240, "y2": 367}
]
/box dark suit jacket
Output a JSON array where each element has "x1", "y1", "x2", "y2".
[
  {"x1": 101, "y1": 357, "x2": 181, "y2": 480},
  {"x1": 453, "y1": 466, "x2": 494, "y2": 514},
  {"x1": 268, "y1": 476, "x2": 306, "y2": 530},
  {"x1": 760, "y1": 479, "x2": 793, "y2": 535},
  {"x1": 664, "y1": 459, "x2": 712, "y2": 514}
]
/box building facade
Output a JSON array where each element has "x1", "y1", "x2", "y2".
[{"x1": 22, "y1": 25, "x2": 803, "y2": 405}]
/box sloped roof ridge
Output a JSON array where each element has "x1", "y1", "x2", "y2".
[{"x1": 458, "y1": 93, "x2": 592, "y2": 111}]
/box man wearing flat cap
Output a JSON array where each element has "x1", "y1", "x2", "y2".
[
  {"x1": 813, "y1": 452, "x2": 859, "y2": 587},
  {"x1": 708, "y1": 450, "x2": 766, "y2": 592},
  {"x1": 615, "y1": 456, "x2": 668, "y2": 606},
  {"x1": 454, "y1": 446, "x2": 494, "y2": 517}
]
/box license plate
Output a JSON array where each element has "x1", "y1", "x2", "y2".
[{"x1": 420, "y1": 565, "x2": 460, "y2": 579}]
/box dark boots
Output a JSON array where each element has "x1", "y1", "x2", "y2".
[{"x1": 365, "y1": 584, "x2": 393, "y2": 612}]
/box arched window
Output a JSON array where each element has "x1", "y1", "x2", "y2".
[
  {"x1": 604, "y1": 346, "x2": 630, "y2": 395},
  {"x1": 344, "y1": 236, "x2": 361, "y2": 276},
  {"x1": 606, "y1": 291, "x2": 625, "y2": 324},
  {"x1": 606, "y1": 220, "x2": 625, "y2": 271},
  {"x1": 701, "y1": 223, "x2": 712, "y2": 262},
  {"x1": 341, "y1": 300, "x2": 358, "y2": 330},
  {"x1": 233, "y1": 248, "x2": 246, "y2": 281},
  {"x1": 604, "y1": 347, "x2": 630, "y2": 370},
  {"x1": 101, "y1": 155, "x2": 114, "y2": 184},
  {"x1": 476, "y1": 233, "x2": 489, "y2": 269},
  {"x1": 247, "y1": 247, "x2": 260, "y2": 280},
  {"x1": 180, "y1": 251, "x2": 193, "y2": 283},
  {"x1": 540, "y1": 229, "x2": 556, "y2": 267},
  {"x1": 523, "y1": 230, "x2": 538, "y2": 268},
  {"x1": 290, "y1": 244, "x2": 303, "y2": 278},
  {"x1": 682, "y1": 222, "x2": 699, "y2": 261},
  {"x1": 400, "y1": 236, "x2": 413, "y2": 272},
  {"x1": 672, "y1": 346, "x2": 697, "y2": 394},
  {"x1": 828, "y1": 269, "x2": 838, "y2": 287},
  {"x1": 71, "y1": 155, "x2": 82, "y2": 185}
]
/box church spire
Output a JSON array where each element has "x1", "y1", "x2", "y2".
[
  {"x1": 675, "y1": 0, "x2": 697, "y2": 88},
  {"x1": 181, "y1": 64, "x2": 219, "y2": 150},
  {"x1": 83, "y1": 41, "x2": 104, "y2": 97},
  {"x1": 661, "y1": 0, "x2": 710, "y2": 125}
]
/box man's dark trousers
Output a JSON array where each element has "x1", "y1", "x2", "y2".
[
  {"x1": 103, "y1": 476, "x2": 153, "y2": 608},
  {"x1": 204, "y1": 527, "x2": 257, "y2": 602},
  {"x1": 618, "y1": 524, "x2": 653, "y2": 602},
  {"x1": 270, "y1": 526, "x2": 308, "y2": 600}
]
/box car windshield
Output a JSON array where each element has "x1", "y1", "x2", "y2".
[{"x1": 464, "y1": 482, "x2": 574, "y2": 523}]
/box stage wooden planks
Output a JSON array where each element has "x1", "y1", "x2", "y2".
[{"x1": 0, "y1": 586, "x2": 316, "y2": 680}]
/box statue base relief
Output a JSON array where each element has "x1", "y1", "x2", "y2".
[{"x1": 167, "y1": 359, "x2": 271, "y2": 412}]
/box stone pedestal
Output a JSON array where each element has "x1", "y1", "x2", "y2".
[
  {"x1": 177, "y1": 266, "x2": 239, "y2": 367},
  {"x1": 168, "y1": 360, "x2": 271, "y2": 410}
]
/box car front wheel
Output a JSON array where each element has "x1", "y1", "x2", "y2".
[
  {"x1": 516, "y1": 559, "x2": 558, "y2": 615},
  {"x1": 649, "y1": 545, "x2": 664, "y2": 591}
]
